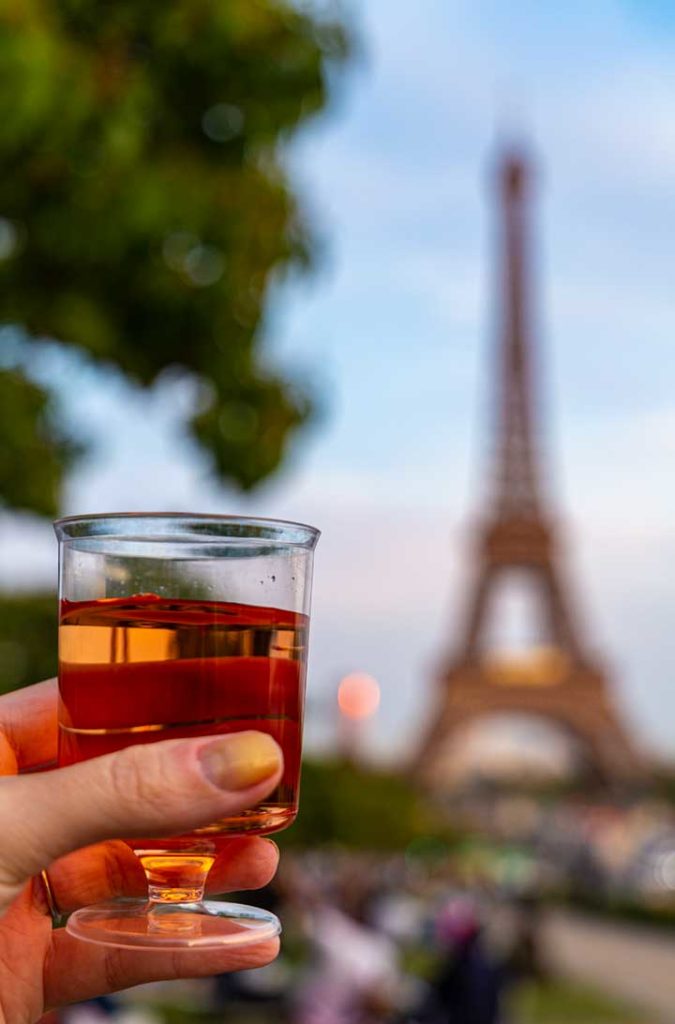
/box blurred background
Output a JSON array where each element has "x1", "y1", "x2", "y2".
[{"x1": 2, "y1": 1, "x2": 675, "y2": 1021}]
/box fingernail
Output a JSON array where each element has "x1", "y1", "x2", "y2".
[{"x1": 199, "y1": 732, "x2": 282, "y2": 791}]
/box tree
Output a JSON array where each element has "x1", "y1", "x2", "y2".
[
  {"x1": 280, "y1": 759, "x2": 459, "y2": 851},
  {"x1": 0, "y1": 594, "x2": 58, "y2": 693},
  {"x1": 0, "y1": 0, "x2": 350, "y2": 512}
]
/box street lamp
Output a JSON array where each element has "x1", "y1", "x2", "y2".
[{"x1": 336, "y1": 672, "x2": 380, "y2": 763}]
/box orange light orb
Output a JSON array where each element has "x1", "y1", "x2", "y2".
[{"x1": 337, "y1": 673, "x2": 380, "y2": 720}]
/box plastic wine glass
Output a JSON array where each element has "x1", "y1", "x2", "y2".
[{"x1": 54, "y1": 513, "x2": 318, "y2": 950}]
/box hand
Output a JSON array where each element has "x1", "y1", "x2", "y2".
[{"x1": 0, "y1": 679, "x2": 284, "y2": 1022}]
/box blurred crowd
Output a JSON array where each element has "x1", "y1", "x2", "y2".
[
  {"x1": 54, "y1": 849, "x2": 548, "y2": 1024},
  {"x1": 453, "y1": 789, "x2": 675, "y2": 905},
  {"x1": 45, "y1": 786, "x2": 675, "y2": 1024}
]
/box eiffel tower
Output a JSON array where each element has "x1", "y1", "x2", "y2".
[{"x1": 416, "y1": 149, "x2": 642, "y2": 786}]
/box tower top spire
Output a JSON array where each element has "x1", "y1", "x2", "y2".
[
  {"x1": 490, "y1": 143, "x2": 542, "y2": 521},
  {"x1": 499, "y1": 149, "x2": 532, "y2": 200}
]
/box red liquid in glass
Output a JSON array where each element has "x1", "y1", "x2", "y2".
[{"x1": 58, "y1": 595, "x2": 307, "y2": 872}]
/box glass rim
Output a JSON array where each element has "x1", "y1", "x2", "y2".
[{"x1": 53, "y1": 511, "x2": 320, "y2": 549}]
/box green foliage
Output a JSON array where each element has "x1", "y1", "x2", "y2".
[
  {"x1": 0, "y1": 370, "x2": 79, "y2": 517},
  {"x1": 650, "y1": 765, "x2": 675, "y2": 805},
  {"x1": 509, "y1": 979, "x2": 647, "y2": 1024},
  {"x1": 0, "y1": 592, "x2": 57, "y2": 693},
  {"x1": 145, "y1": 1008, "x2": 269, "y2": 1024},
  {"x1": 555, "y1": 887, "x2": 675, "y2": 934},
  {"x1": 0, "y1": 0, "x2": 350, "y2": 510},
  {"x1": 281, "y1": 757, "x2": 455, "y2": 851}
]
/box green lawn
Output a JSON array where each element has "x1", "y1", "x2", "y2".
[
  {"x1": 124, "y1": 976, "x2": 651, "y2": 1024},
  {"x1": 159, "y1": 1013, "x2": 270, "y2": 1024},
  {"x1": 509, "y1": 979, "x2": 651, "y2": 1024}
]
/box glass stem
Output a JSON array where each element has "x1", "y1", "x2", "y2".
[{"x1": 134, "y1": 852, "x2": 215, "y2": 905}]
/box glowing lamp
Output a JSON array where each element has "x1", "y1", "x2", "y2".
[{"x1": 337, "y1": 672, "x2": 380, "y2": 720}]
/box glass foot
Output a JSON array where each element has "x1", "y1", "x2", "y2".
[{"x1": 65, "y1": 900, "x2": 281, "y2": 950}]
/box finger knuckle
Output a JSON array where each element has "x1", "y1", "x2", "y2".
[
  {"x1": 109, "y1": 745, "x2": 166, "y2": 817},
  {"x1": 239, "y1": 842, "x2": 279, "y2": 891},
  {"x1": 0, "y1": 783, "x2": 39, "y2": 891},
  {"x1": 103, "y1": 842, "x2": 131, "y2": 900},
  {"x1": 0, "y1": 877, "x2": 22, "y2": 916},
  {"x1": 104, "y1": 948, "x2": 130, "y2": 991}
]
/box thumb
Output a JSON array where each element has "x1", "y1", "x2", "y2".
[{"x1": 0, "y1": 731, "x2": 282, "y2": 907}]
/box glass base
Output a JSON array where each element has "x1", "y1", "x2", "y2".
[{"x1": 65, "y1": 900, "x2": 281, "y2": 950}]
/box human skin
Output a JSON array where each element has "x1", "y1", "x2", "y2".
[{"x1": 0, "y1": 679, "x2": 283, "y2": 1023}]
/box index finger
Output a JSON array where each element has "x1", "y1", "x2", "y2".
[{"x1": 0, "y1": 678, "x2": 58, "y2": 775}]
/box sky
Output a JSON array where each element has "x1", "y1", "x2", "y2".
[{"x1": 3, "y1": 0, "x2": 675, "y2": 761}]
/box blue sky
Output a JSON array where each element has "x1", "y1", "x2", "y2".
[{"x1": 3, "y1": 0, "x2": 675, "y2": 761}]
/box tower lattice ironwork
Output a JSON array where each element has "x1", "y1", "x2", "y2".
[{"x1": 416, "y1": 150, "x2": 642, "y2": 785}]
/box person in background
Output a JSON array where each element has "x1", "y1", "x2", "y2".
[
  {"x1": 294, "y1": 869, "x2": 401, "y2": 1024},
  {"x1": 411, "y1": 899, "x2": 504, "y2": 1024}
]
